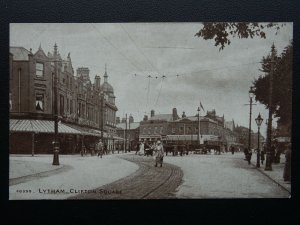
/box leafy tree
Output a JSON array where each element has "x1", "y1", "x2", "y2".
[
  {"x1": 195, "y1": 22, "x2": 284, "y2": 50},
  {"x1": 253, "y1": 43, "x2": 292, "y2": 128}
]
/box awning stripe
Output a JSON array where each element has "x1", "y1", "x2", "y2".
[{"x1": 10, "y1": 119, "x2": 81, "y2": 134}]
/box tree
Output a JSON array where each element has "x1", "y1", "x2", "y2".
[
  {"x1": 195, "y1": 22, "x2": 284, "y2": 50},
  {"x1": 253, "y1": 43, "x2": 292, "y2": 129}
]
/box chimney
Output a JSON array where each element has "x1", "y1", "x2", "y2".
[
  {"x1": 172, "y1": 108, "x2": 178, "y2": 121},
  {"x1": 116, "y1": 117, "x2": 120, "y2": 124},
  {"x1": 94, "y1": 75, "x2": 101, "y2": 91},
  {"x1": 143, "y1": 115, "x2": 148, "y2": 121},
  {"x1": 150, "y1": 110, "x2": 155, "y2": 117},
  {"x1": 182, "y1": 111, "x2": 186, "y2": 118},
  {"x1": 129, "y1": 115, "x2": 134, "y2": 123}
]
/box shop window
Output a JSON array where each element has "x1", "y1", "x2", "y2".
[
  {"x1": 36, "y1": 62, "x2": 44, "y2": 78},
  {"x1": 35, "y1": 93, "x2": 44, "y2": 111}
]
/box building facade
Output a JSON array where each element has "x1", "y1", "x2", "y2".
[
  {"x1": 138, "y1": 108, "x2": 239, "y2": 149},
  {"x1": 9, "y1": 44, "x2": 118, "y2": 154}
]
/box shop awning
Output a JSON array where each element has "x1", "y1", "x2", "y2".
[
  {"x1": 65, "y1": 123, "x2": 101, "y2": 137},
  {"x1": 10, "y1": 119, "x2": 82, "y2": 134}
]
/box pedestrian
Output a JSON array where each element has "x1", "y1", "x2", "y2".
[
  {"x1": 283, "y1": 143, "x2": 291, "y2": 182},
  {"x1": 260, "y1": 148, "x2": 265, "y2": 165},
  {"x1": 154, "y1": 140, "x2": 164, "y2": 167},
  {"x1": 274, "y1": 142, "x2": 281, "y2": 164},
  {"x1": 135, "y1": 142, "x2": 140, "y2": 155},
  {"x1": 104, "y1": 143, "x2": 108, "y2": 155},
  {"x1": 231, "y1": 146, "x2": 235, "y2": 155},
  {"x1": 245, "y1": 147, "x2": 252, "y2": 164},
  {"x1": 96, "y1": 139, "x2": 104, "y2": 158},
  {"x1": 244, "y1": 147, "x2": 248, "y2": 160},
  {"x1": 137, "y1": 140, "x2": 144, "y2": 156}
]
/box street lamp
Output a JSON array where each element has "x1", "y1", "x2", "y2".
[
  {"x1": 255, "y1": 113, "x2": 263, "y2": 168},
  {"x1": 52, "y1": 44, "x2": 60, "y2": 165},
  {"x1": 248, "y1": 86, "x2": 255, "y2": 153}
]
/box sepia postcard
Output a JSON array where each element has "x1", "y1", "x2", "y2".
[{"x1": 9, "y1": 22, "x2": 292, "y2": 200}]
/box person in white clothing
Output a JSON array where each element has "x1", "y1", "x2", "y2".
[{"x1": 138, "y1": 140, "x2": 145, "y2": 156}]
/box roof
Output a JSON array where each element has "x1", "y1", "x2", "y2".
[
  {"x1": 174, "y1": 116, "x2": 216, "y2": 123},
  {"x1": 116, "y1": 122, "x2": 140, "y2": 130},
  {"x1": 166, "y1": 134, "x2": 219, "y2": 141},
  {"x1": 10, "y1": 47, "x2": 31, "y2": 61},
  {"x1": 148, "y1": 114, "x2": 173, "y2": 122},
  {"x1": 10, "y1": 119, "x2": 81, "y2": 134},
  {"x1": 101, "y1": 81, "x2": 114, "y2": 93}
]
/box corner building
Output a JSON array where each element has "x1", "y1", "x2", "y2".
[{"x1": 9, "y1": 44, "x2": 118, "y2": 154}]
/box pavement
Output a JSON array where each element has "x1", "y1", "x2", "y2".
[
  {"x1": 9, "y1": 153, "x2": 138, "y2": 200},
  {"x1": 9, "y1": 151, "x2": 291, "y2": 199},
  {"x1": 249, "y1": 153, "x2": 291, "y2": 193}
]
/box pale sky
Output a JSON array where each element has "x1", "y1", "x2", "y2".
[{"x1": 10, "y1": 23, "x2": 293, "y2": 136}]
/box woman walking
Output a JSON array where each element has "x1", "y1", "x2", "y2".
[{"x1": 154, "y1": 140, "x2": 164, "y2": 167}]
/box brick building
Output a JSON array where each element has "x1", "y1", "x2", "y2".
[
  {"x1": 9, "y1": 44, "x2": 118, "y2": 154},
  {"x1": 139, "y1": 108, "x2": 239, "y2": 150}
]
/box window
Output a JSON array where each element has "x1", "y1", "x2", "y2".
[
  {"x1": 36, "y1": 63, "x2": 44, "y2": 78},
  {"x1": 35, "y1": 93, "x2": 44, "y2": 111},
  {"x1": 172, "y1": 127, "x2": 175, "y2": 134},
  {"x1": 67, "y1": 98, "x2": 69, "y2": 113},
  {"x1": 59, "y1": 95, "x2": 64, "y2": 116}
]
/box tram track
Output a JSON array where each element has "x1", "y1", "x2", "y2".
[{"x1": 69, "y1": 154, "x2": 183, "y2": 200}]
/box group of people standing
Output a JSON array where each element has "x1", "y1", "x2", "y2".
[
  {"x1": 136, "y1": 140, "x2": 165, "y2": 167},
  {"x1": 243, "y1": 142, "x2": 291, "y2": 183}
]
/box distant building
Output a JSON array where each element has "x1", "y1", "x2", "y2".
[
  {"x1": 138, "y1": 108, "x2": 239, "y2": 149},
  {"x1": 116, "y1": 116, "x2": 140, "y2": 151},
  {"x1": 224, "y1": 120, "x2": 235, "y2": 131}
]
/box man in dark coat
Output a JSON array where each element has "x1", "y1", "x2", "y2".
[
  {"x1": 245, "y1": 148, "x2": 252, "y2": 165},
  {"x1": 231, "y1": 146, "x2": 235, "y2": 155}
]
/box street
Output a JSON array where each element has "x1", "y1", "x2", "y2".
[
  {"x1": 164, "y1": 152, "x2": 289, "y2": 198},
  {"x1": 10, "y1": 152, "x2": 290, "y2": 199}
]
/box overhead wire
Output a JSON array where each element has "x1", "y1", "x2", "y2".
[{"x1": 89, "y1": 24, "x2": 145, "y2": 72}]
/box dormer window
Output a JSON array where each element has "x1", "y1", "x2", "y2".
[{"x1": 36, "y1": 62, "x2": 44, "y2": 78}]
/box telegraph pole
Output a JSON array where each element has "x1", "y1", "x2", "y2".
[
  {"x1": 125, "y1": 113, "x2": 128, "y2": 152},
  {"x1": 197, "y1": 107, "x2": 200, "y2": 145}
]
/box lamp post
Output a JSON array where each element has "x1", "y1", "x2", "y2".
[
  {"x1": 52, "y1": 45, "x2": 60, "y2": 165},
  {"x1": 255, "y1": 113, "x2": 263, "y2": 168},
  {"x1": 248, "y1": 86, "x2": 255, "y2": 154},
  {"x1": 265, "y1": 44, "x2": 276, "y2": 171},
  {"x1": 197, "y1": 107, "x2": 200, "y2": 145}
]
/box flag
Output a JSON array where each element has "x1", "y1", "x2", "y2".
[{"x1": 200, "y1": 101, "x2": 205, "y2": 112}]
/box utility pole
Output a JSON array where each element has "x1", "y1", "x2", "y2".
[
  {"x1": 197, "y1": 107, "x2": 200, "y2": 145},
  {"x1": 125, "y1": 113, "x2": 128, "y2": 152},
  {"x1": 265, "y1": 44, "x2": 276, "y2": 171}
]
